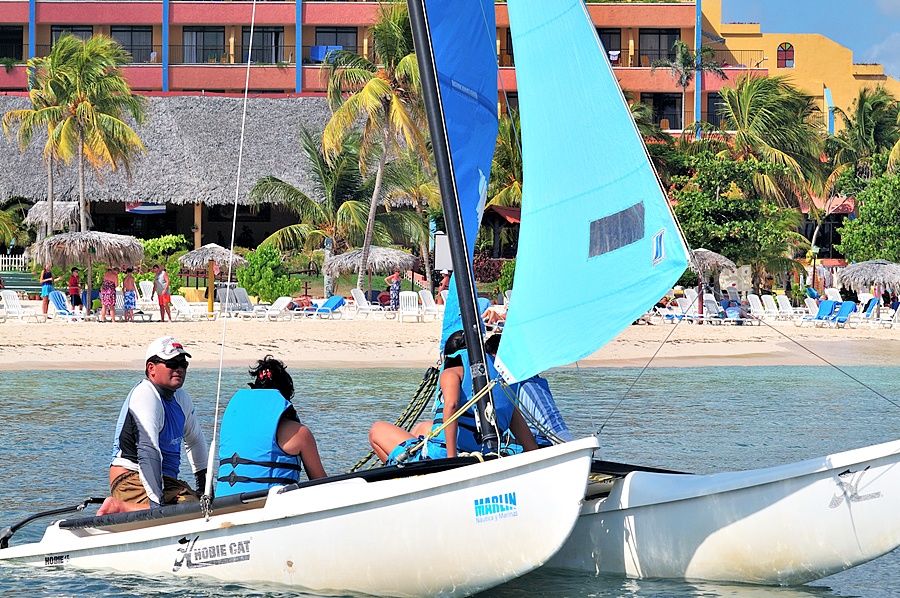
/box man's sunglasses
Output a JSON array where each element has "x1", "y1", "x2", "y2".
[{"x1": 151, "y1": 357, "x2": 189, "y2": 370}]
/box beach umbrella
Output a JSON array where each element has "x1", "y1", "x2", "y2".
[
  {"x1": 31, "y1": 231, "x2": 144, "y2": 315},
  {"x1": 23, "y1": 202, "x2": 91, "y2": 240},
  {"x1": 838, "y1": 259, "x2": 900, "y2": 319},
  {"x1": 324, "y1": 246, "x2": 420, "y2": 289},
  {"x1": 179, "y1": 243, "x2": 247, "y2": 314},
  {"x1": 689, "y1": 248, "x2": 736, "y2": 320}
]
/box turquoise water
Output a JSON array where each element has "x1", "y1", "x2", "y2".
[{"x1": 0, "y1": 365, "x2": 898, "y2": 596}]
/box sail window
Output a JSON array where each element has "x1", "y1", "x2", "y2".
[{"x1": 589, "y1": 203, "x2": 645, "y2": 258}]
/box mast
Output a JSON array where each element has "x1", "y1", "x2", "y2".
[{"x1": 407, "y1": 0, "x2": 499, "y2": 452}]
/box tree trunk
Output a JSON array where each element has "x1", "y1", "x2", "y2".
[
  {"x1": 414, "y1": 202, "x2": 432, "y2": 290},
  {"x1": 47, "y1": 155, "x2": 54, "y2": 237},
  {"x1": 78, "y1": 134, "x2": 87, "y2": 232},
  {"x1": 323, "y1": 240, "x2": 334, "y2": 298},
  {"x1": 356, "y1": 135, "x2": 388, "y2": 290},
  {"x1": 809, "y1": 220, "x2": 823, "y2": 288}
]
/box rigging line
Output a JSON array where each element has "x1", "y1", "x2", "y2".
[
  {"x1": 747, "y1": 315, "x2": 900, "y2": 411},
  {"x1": 201, "y1": 0, "x2": 259, "y2": 515}
]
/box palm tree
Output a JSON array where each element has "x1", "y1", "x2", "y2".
[
  {"x1": 832, "y1": 86, "x2": 899, "y2": 174},
  {"x1": 322, "y1": 3, "x2": 426, "y2": 289},
  {"x1": 650, "y1": 40, "x2": 727, "y2": 133},
  {"x1": 717, "y1": 74, "x2": 824, "y2": 205},
  {"x1": 40, "y1": 34, "x2": 146, "y2": 231},
  {"x1": 488, "y1": 110, "x2": 523, "y2": 208},
  {"x1": 2, "y1": 64, "x2": 61, "y2": 237},
  {"x1": 0, "y1": 198, "x2": 31, "y2": 248},
  {"x1": 383, "y1": 149, "x2": 440, "y2": 288}
]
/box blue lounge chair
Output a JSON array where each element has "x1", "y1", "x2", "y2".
[
  {"x1": 301, "y1": 295, "x2": 346, "y2": 319},
  {"x1": 849, "y1": 297, "x2": 878, "y2": 328},
  {"x1": 48, "y1": 290, "x2": 86, "y2": 322},
  {"x1": 797, "y1": 300, "x2": 836, "y2": 327},
  {"x1": 818, "y1": 300, "x2": 856, "y2": 328}
]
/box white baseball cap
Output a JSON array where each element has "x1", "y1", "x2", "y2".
[{"x1": 145, "y1": 336, "x2": 192, "y2": 361}]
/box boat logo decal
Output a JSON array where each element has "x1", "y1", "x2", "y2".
[
  {"x1": 652, "y1": 229, "x2": 665, "y2": 265},
  {"x1": 44, "y1": 554, "x2": 69, "y2": 567},
  {"x1": 829, "y1": 467, "x2": 882, "y2": 508},
  {"x1": 172, "y1": 535, "x2": 251, "y2": 571},
  {"x1": 474, "y1": 491, "x2": 518, "y2": 523}
]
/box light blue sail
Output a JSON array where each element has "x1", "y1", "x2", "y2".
[
  {"x1": 422, "y1": 0, "x2": 499, "y2": 346},
  {"x1": 495, "y1": 0, "x2": 690, "y2": 383}
]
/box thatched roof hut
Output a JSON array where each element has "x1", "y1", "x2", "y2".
[
  {"x1": 179, "y1": 243, "x2": 247, "y2": 271},
  {"x1": 23, "y1": 201, "x2": 91, "y2": 234},
  {"x1": 324, "y1": 246, "x2": 420, "y2": 278},
  {"x1": 0, "y1": 95, "x2": 331, "y2": 206},
  {"x1": 31, "y1": 231, "x2": 144, "y2": 268},
  {"x1": 689, "y1": 248, "x2": 736, "y2": 274},
  {"x1": 839, "y1": 260, "x2": 900, "y2": 292}
]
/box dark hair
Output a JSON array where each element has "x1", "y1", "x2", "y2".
[
  {"x1": 248, "y1": 355, "x2": 294, "y2": 400},
  {"x1": 126, "y1": 267, "x2": 134, "y2": 273},
  {"x1": 484, "y1": 333, "x2": 501, "y2": 356},
  {"x1": 71, "y1": 267, "x2": 79, "y2": 273},
  {"x1": 444, "y1": 330, "x2": 466, "y2": 356}
]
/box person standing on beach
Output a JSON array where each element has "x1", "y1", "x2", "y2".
[
  {"x1": 39, "y1": 263, "x2": 54, "y2": 315},
  {"x1": 122, "y1": 268, "x2": 137, "y2": 322},
  {"x1": 435, "y1": 270, "x2": 451, "y2": 304},
  {"x1": 97, "y1": 336, "x2": 208, "y2": 515},
  {"x1": 151, "y1": 264, "x2": 172, "y2": 322},
  {"x1": 67, "y1": 267, "x2": 83, "y2": 314},
  {"x1": 385, "y1": 270, "x2": 402, "y2": 311},
  {"x1": 99, "y1": 267, "x2": 118, "y2": 323}
]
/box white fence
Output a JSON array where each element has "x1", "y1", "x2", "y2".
[{"x1": 0, "y1": 255, "x2": 27, "y2": 271}]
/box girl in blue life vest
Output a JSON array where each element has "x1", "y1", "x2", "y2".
[
  {"x1": 216, "y1": 356, "x2": 327, "y2": 497},
  {"x1": 368, "y1": 331, "x2": 538, "y2": 464}
]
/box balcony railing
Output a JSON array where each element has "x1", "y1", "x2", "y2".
[
  {"x1": 0, "y1": 43, "x2": 25, "y2": 62},
  {"x1": 239, "y1": 45, "x2": 296, "y2": 64}
]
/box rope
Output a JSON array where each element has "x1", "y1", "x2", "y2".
[
  {"x1": 349, "y1": 366, "x2": 440, "y2": 472},
  {"x1": 201, "y1": 0, "x2": 259, "y2": 519}
]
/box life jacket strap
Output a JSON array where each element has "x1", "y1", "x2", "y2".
[
  {"x1": 219, "y1": 452, "x2": 304, "y2": 472},
  {"x1": 217, "y1": 472, "x2": 299, "y2": 487}
]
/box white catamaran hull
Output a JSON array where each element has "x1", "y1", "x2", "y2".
[
  {"x1": 1, "y1": 438, "x2": 597, "y2": 596},
  {"x1": 550, "y1": 438, "x2": 900, "y2": 585}
]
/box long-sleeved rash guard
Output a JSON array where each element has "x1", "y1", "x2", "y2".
[{"x1": 110, "y1": 379, "x2": 208, "y2": 506}]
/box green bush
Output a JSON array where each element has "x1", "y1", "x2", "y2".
[
  {"x1": 495, "y1": 258, "x2": 516, "y2": 294},
  {"x1": 237, "y1": 244, "x2": 302, "y2": 303}
]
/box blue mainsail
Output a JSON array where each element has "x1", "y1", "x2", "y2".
[
  {"x1": 495, "y1": 0, "x2": 690, "y2": 383},
  {"x1": 423, "y1": 0, "x2": 499, "y2": 345}
]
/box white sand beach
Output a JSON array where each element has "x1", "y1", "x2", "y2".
[{"x1": 2, "y1": 301, "x2": 899, "y2": 371}]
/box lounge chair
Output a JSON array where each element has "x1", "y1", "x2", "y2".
[
  {"x1": 398, "y1": 291, "x2": 422, "y2": 323},
  {"x1": 138, "y1": 280, "x2": 157, "y2": 312},
  {"x1": 47, "y1": 290, "x2": 88, "y2": 322},
  {"x1": 725, "y1": 287, "x2": 741, "y2": 303},
  {"x1": 217, "y1": 287, "x2": 260, "y2": 318},
  {"x1": 803, "y1": 298, "x2": 820, "y2": 318},
  {"x1": 350, "y1": 288, "x2": 384, "y2": 319},
  {"x1": 760, "y1": 294, "x2": 781, "y2": 320},
  {"x1": 300, "y1": 295, "x2": 346, "y2": 319},
  {"x1": 848, "y1": 298, "x2": 878, "y2": 328},
  {"x1": 504, "y1": 290, "x2": 512, "y2": 305},
  {"x1": 824, "y1": 287, "x2": 842, "y2": 302},
  {"x1": 797, "y1": 300, "x2": 837, "y2": 327},
  {"x1": 775, "y1": 295, "x2": 802, "y2": 321},
  {"x1": 818, "y1": 300, "x2": 856, "y2": 328},
  {"x1": 746, "y1": 294, "x2": 769, "y2": 320},
  {"x1": 878, "y1": 307, "x2": 900, "y2": 329},
  {"x1": 674, "y1": 297, "x2": 697, "y2": 320},
  {"x1": 171, "y1": 294, "x2": 217, "y2": 321},
  {"x1": 0, "y1": 290, "x2": 44, "y2": 322},
  {"x1": 263, "y1": 296, "x2": 294, "y2": 321},
  {"x1": 440, "y1": 289, "x2": 449, "y2": 304},
  {"x1": 418, "y1": 289, "x2": 441, "y2": 321}
]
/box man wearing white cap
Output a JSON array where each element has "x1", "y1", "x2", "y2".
[{"x1": 98, "y1": 336, "x2": 208, "y2": 515}]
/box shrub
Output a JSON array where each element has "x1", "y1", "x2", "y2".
[
  {"x1": 473, "y1": 256, "x2": 505, "y2": 283},
  {"x1": 237, "y1": 244, "x2": 302, "y2": 303},
  {"x1": 495, "y1": 258, "x2": 516, "y2": 294}
]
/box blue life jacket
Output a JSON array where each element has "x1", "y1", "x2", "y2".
[
  {"x1": 431, "y1": 350, "x2": 514, "y2": 453},
  {"x1": 216, "y1": 389, "x2": 302, "y2": 497}
]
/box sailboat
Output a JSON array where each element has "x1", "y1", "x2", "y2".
[
  {"x1": 492, "y1": 0, "x2": 900, "y2": 586},
  {"x1": 0, "y1": 1, "x2": 599, "y2": 595}
]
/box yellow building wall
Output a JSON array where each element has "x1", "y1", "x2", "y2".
[{"x1": 703, "y1": 0, "x2": 900, "y2": 130}]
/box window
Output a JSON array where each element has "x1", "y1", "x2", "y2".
[
  {"x1": 638, "y1": 28, "x2": 680, "y2": 65},
  {"x1": 777, "y1": 42, "x2": 794, "y2": 68},
  {"x1": 0, "y1": 26, "x2": 23, "y2": 60},
  {"x1": 706, "y1": 92, "x2": 725, "y2": 128},
  {"x1": 51, "y1": 26, "x2": 93, "y2": 43},
  {"x1": 242, "y1": 27, "x2": 284, "y2": 63},
  {"x1": 597, "y1": 28, "x2": 621, "y2": 64},
  {"x1": 501, "y1": 28, "x2": 514, "y2": 66},
  {"x1": 111, "y1": 26, "x2": 153, "y2": 64},
  {"x1": 183, "y1": 27, "x2": 225, "y2": 64},
  {"x1": 641, "y1": 92, "x2": 682, "y2": 130},
  {"x1": 314, "y1": 27, "x2": 358, "y2": 53}
]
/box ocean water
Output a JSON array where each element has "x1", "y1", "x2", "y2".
[{"x1": 0, "y1": 365, "x2": 898, "y2": 597}]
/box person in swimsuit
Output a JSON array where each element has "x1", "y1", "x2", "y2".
[
  {"x1": 122, "y1": 267, "x2": 137, "y2": 322},
  {"x1": 385, "y1": 270, "x2": 402, "y2": 311},
  {"x1": 151, "y1": 264, "x2": 172, "y2": 322},
  {"x1": 39, "y1": 263, "x2": 54, "y2": 315},
  {"x1": 99, "y1": 267, "x2": 118, "y2": 322}
]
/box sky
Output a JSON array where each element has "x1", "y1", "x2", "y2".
[{"x1": 722, "y1": 0, "x2": 900, "y2": 79}]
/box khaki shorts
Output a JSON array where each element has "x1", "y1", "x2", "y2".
[{"x1": 110, "y1": 470, "x2": 199, "y2": 506}]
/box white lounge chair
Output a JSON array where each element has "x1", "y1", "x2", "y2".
[
  {"x1": 171, "y1": 294, "x2": 216, "y2": 321},
  {"x1": 350, "y1": 288, "x2": 384, "y2": 319},
  {"x1": 264, "y1": 296, "x2": 294, "y2": 321},
  {"x1": 137, "y1": 280, "x2": 157, "y2": 312},
  {"x1": 418, "y1": 289, "x2": 441, "y2": 321},
  {"x1": 824, "y1": 287, "x2": 842, "y2": 302},
  {"x1": 398, "y1": 291, "x2": 422, "y2": 323},
  {"x1": 775, "y1": 294, "x2": 803, "y2": 321},
  {"x1": 761, "y1": 294, "x2": 781, "y2": 320},
  {"x1": 803, "y1": 298, "x2": 819, "y2": 318},
  {"x1": 746, "y1": 294, "x2": 768, "y2": 320},
  {"x1": 0, "y1": 290, "x2": 43, "y2": 322}
]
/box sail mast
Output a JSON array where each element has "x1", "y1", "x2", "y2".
[{"x1": 407, "y1": 0, "x2": 499, "y2": 452}]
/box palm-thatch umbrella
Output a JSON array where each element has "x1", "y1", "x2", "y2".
[
  {"x1": 324, "y1": 246, "x2": 420, "y2": 293},
  {"x1": 31, "y1": 232, "x2": 144, "y2": 315},
  {"x1": 23, "y1": 202, "x2": 91, "y2": 241},
  {"x1": 689, "y1": 248, "x2": 737, "y2": 320},
  {"x1": 179, "y1": 243, "x2": 247, "y2": 313},
  {"x1": 839, "y1": 259, "x2": 900, "y2": 318}
]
